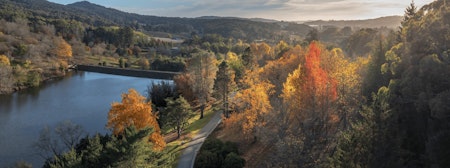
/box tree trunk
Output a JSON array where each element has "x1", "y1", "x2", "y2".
[
  {"x1": 200, "y1": 104, "x2": 205, "y2": 119},
  {"x1": 177, "y1": 127, "x2": 181, "y2": 139}
]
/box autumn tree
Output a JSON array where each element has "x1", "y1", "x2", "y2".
[
  {"x1": 0, "y1": 55, "x2": 14, "y2": 93},
  {"x1": 231, "y1": 69, "x2": 273, "y2": 140},
  {"x1": 321, "y1": 48, "x2": 364, "y2": 128},
  {"x1": 107, "y1": 88, "x2": 166, "y2": 150},
  {"x1": 257, "y1": 45, "x2": 304, "y2": 97},
  {"x1": 164, "y1": 96, "x2": 193, "y2": 138},
  {"x1": 188, "y1": 51, "x2": 218, "y2": 119},
  {"x1": 241, "y1": 47, "x2": 256, "y2": 69},
  {"x1": 274, "y1": 40, "x2": 290, "y2": 58},
  {"x1": 280, "y1": 42, "x2": 338, "y2": 166},
  {"x1": 53, "y1": 37, "x2": 72, "y2": 58},
  {"x1": 0, "y1": 55, "x2": 10, "y2": 66},
  {"x1": 250, "y1": 42, "x2": 272, "y2": 66},
  {"x1": 283, "y1": 42, "x2": 337, "y2": 114},
  {"x1": 139, "y1": 57, "x2": 150, "y2": 70},
  {"x1": 174, "y1": 73, "x2": 196, "y2": 104},
  {"x1": 226, "y1": 51, "x2": 244, "y2": 84}
]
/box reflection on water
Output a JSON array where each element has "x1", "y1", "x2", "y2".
[{"x1": 0, "y1": 71, "x2": 170, "y2": 167}]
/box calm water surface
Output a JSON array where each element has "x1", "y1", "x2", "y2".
[{"x1": 0, "y1": 71, "x2": 170, "y2": 167}]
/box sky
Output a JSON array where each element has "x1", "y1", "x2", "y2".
[{"x1": 47, "y1": 0, "x2": 435, "y2": 21}]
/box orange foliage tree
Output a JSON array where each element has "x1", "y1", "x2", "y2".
[
  {"x1": 53, "y1": 37, "x2": 72, "y2": 58},
  {"x1": 304, "y1": 42, "x2": 337, "y2": 108},
  {"x1": 174, "y1": 73, "x2": 196, "y2": 104},
  {"x1": 280, "y1": 41, "x2": 339, "y2": 165},
  {"x1": 107, "y1": 88, "x2": 166, "y2": 150},
  {"x1": 282, "y1": 41, "x2": 338, "y2": 134}
]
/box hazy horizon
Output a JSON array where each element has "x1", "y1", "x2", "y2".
[{"x1": 47, "y1": 0, "x2": 434, "y2": 21}]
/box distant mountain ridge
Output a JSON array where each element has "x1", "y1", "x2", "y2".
[
  {"x1": 0, "y1": 0, "x2": 401, "y2": 42},
  {"x1": 304, "y1": 16, "x2": 402, "y2": 28}
]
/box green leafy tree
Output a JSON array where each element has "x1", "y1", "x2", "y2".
[
  {"x1": 147, "y1": 81, "x2": 176, "y2": 127},
  {"x1": 362, "y1": 37, "x2": 391, "y2": 98},
  {"x1": 222, "y1": 152, "x2": 246, "y2": 168},
  {"x1": 305, "y1": 28, "x2": 319, "y2": 44},
  {"x1": 106, "y1": 126, "x2": 156, "y2": 167},
  {"x1": 195, "y1": 138, "x2": 244, "y2": 168},
  {"x1": 214, "y1": 61, "x2": 233, "y2": 117},
  {"x1": 164, "y1": 96, "x2": 193, "y2": 138},
  {"x1": 47, "y1": 149, "x2": 83, "y2": 168},
  {"x1": 118, "y1": 57, "x2": 125, "y2": 68},
  {"x1": 44, "y1": 126, "x2": 162, "y2": 168},
  {"x1": 330, "y1": 87, "x2": 397, "y2": 167}
]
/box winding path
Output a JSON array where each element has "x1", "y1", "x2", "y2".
[{"x1": 176, "y1": 111, "x2": 222, "y2": 168}]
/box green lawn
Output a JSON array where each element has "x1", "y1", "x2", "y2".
[{"x1": 185, "y1": 106, "x2": 218, "y2": 135}]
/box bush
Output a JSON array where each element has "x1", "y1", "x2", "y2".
[
  {"x1": 223, "y1": 152, "x2": 245, "y2": 168},
  {"x1": 195, "y1": 138, "x2": 244, "y2": 168}
]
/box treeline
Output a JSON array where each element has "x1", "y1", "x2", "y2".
[{"x1": 332, "y1": 1, "x2": 450, "y2": 167}]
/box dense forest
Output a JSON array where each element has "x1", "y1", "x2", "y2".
[
  {"x1": 213, "y1": 1, "x2": 450, "y2": 167},
  {"x1": 1, "y1": 0, "x2": 449, "y2": 167}
]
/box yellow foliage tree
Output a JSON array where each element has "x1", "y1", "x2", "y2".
[
  {"x1": 233, "y1": 70, "x2": 274, "y2": 136},
  {"x1": 107, "y1": 88, "x2": 166, "y2": 150},
  {"x1": 53, "y1": 37, "x2": 72, "y2": 58},
  {"x1": 226, "y1": 51, "x2": 239, "y2": 64},
  {"x1": 257, "y1": 45, "x2": 304, "y2": 96},
  {"x1": 0, "y1": 55, "x2": 10, "y2": 66},
  {"x1": 250, "y1": 42, "x2": 273, "y2": 65}
]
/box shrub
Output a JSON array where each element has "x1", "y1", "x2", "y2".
[{"x1": 195, "y1": 138, "x2": 245, "y2": 168}]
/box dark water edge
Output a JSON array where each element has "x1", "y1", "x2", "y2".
[
  {"x1": 0, "y1": 71, "x2": 171, "y2": 167},
  {"x1": 77, "y1": 65, "x2": 181, "y2": 79}
]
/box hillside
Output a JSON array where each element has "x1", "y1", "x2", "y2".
[
  {"x1": 0, "y1": 0, "x2": 404, "y2": 42},
  {"x1": 304, "y1": 16, "x2": 402, "y2": 29},
  {"x1": 0, "y1": 0, "x2": 312, "y2": 42}
]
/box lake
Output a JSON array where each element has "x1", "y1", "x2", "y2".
[{"x1": 0, "y1": 71, "x2": 171, "y2": 167}]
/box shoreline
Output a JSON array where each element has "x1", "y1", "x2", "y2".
[{"x1": 76, "y1": 64, "x2": 181, "y2": 80}]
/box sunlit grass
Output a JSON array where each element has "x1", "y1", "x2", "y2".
[{"x1": 186, "y1": 106, "x2": 217, "y2": 135}]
